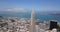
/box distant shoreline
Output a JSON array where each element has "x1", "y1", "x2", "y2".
[{"x1": 50, "y1": 14, "x2": 60, "y2": 15}]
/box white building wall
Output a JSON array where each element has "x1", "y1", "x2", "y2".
[{"x1": 35, "y1": 25, "x2": 39, "y2": 32}]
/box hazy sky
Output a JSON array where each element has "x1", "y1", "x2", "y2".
[{"x1": 0, "y1": 0, "x2": 60, "y2": 12}]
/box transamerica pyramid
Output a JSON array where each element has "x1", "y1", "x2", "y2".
[{"x1": 29, "y1": 8, "x2": 36, "y2": 32}]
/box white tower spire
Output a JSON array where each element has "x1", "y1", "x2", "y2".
[{"x1": 29, "y1": 8, "x2": 36, "y2": 32}]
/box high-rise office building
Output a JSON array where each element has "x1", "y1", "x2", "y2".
[
  {"x1": 29, "y1": 8, "x2": 36, "y2": 32},
  {"x1": 49, "y1": 20, "x2": 57, "y2": 30}
]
